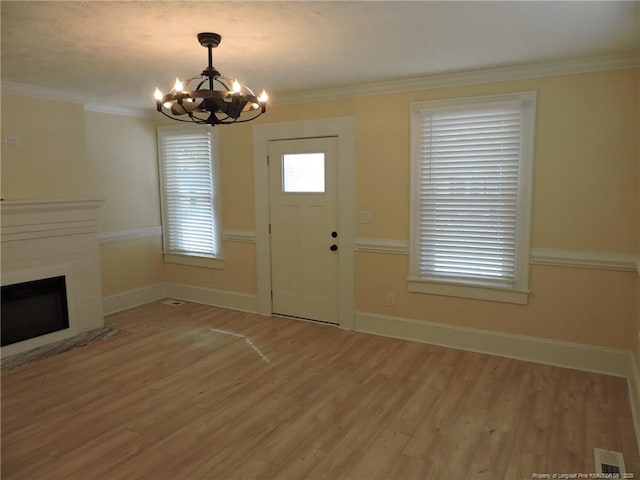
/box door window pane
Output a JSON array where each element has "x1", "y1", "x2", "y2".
[{"x1": 282, "y1": 153, "x2": 325, "y2": 193}]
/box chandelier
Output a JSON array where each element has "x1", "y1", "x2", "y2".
[{"x1": 154, "y1": 32, "x2": 267, "y2": 126}]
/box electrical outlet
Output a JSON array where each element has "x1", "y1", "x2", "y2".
[{"x1": 386, "y1": 293, "x2": 396, "y2": 306}]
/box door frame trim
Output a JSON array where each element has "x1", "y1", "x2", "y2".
[{"x1": 253, "y1": 117, "x2": 355, "y2": 329}]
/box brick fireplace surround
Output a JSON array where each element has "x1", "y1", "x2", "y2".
[{"x1": 1, "y1": 199, "x2": 104, "y2": 357}]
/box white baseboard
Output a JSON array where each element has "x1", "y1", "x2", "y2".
[
  {"x1": 102, "y1": 283, "x2": 259, "y2": 316},
  {"x1": 103, "y1": 284, "x2": 167, "y2": 315},
  {"x1": 354, "y1": 311, "x2": 631, "y2": 378},
  {"x1": 165, "y1": 283, "x2": 259, "y2": 314}
]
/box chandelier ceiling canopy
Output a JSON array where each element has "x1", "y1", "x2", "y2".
[{"x1": 154, "y1": 32, "x2": 267, "y2": 126}]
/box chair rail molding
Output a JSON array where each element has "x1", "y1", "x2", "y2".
[
  {"x1": 530, "y1": 248, "x2": 638, "y2": 272},
  {"x1": 99, "y1": 226, "x2": 162, "y2": 245},
  {"x1": 355, "y1": 238, "x2": 409, "y2": 255},
  {"x1": 99, "y1": 227, "x2": 258, "y2": 245}
]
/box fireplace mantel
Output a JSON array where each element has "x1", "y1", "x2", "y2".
[
  {"x1": 1, "y1": 198, "x2": 104, "y2": 242},
  {"x1": 1, "y1": 198, "x2": 105, "y2": 357}
]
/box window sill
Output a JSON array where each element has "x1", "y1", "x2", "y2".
[
  {"x1": 407, "y1": 277, "x2": 529, "y2": 305},
  {"x1": 163, "y1": 253, "x2": 225, "y2": 269}
]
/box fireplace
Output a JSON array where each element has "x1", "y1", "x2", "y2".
[
  {"x1": 2, "y1": 276, "x2": 70, "y2": 346},
  {"x1": 1, "y1": 199, "x2": 104, "y2": 356}
]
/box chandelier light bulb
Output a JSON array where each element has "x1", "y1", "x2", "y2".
[
  {"x1": 259, "y1": 90, "x2": 269, "y2": 103},
  {"x1": 154, "y1": 88, "x2": 163, "y2": 101},
  {"x1": 173, "y1": 78, "x2": 184, "y2": 92},
  {"x1": 232, "y1": 79, "x2": 242, "y2": 94}
]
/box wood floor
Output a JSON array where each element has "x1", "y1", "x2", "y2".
[{"x1": 2, "y1": 301, "x2": 639, "y2": 479}]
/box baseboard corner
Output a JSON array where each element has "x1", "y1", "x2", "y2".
[
  {"x1": 102, "y1": 283, "x2": 167, "y2": 315},
  {"x1": 165, "y1": 283, "x2": 258, "y2": 314}
]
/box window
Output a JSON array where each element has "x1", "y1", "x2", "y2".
[
  {"x1": 409, "y1": 92, "x2": 536, "y2": 304},
  {"x1": 157, "y1": 126, "x2": 223, "y2": 268},
  {"x1": 282, "y1": 153, "x2": 326, "y2": 193}
]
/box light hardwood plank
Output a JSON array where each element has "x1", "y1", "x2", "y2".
[{"x1": 1, "y1": 301, "x2": 638, "y2": 479}]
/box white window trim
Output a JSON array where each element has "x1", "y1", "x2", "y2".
[
  {"x1": 163, "y1": 253, "x2": 224, "y2": 269},
  {"x1": 157, "y1": 125, "x2": 224, "y2": 269},
  {"x1": 408, "y1": 91, "x2": 536, "y2": 304}
]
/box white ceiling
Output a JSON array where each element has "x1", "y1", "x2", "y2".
[{"x1": 1, "y1": 1, "x2": 638, "y2": 112}]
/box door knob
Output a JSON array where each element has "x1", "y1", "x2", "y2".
[{"x1": 330, "y1": 244, "x2": 338, "y2": 252}]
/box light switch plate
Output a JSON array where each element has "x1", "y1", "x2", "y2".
[
  {"x1": 4, "y1": 136, "x2": 20, "y2": 149},
  {"x1": 359, "y1": 210, "x2": 372, "y2": 224}
]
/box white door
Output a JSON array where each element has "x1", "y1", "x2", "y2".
[{"x1": 268, "y1": 137, "x2": 339, "y2": 324}]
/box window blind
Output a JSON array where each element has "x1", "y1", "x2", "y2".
[
  {"x1": 158, "y1": 130, "x2": 218, "y2": 257},
  {"x1": 416, "y1": 102, "x2": 523, "y2": 286}
]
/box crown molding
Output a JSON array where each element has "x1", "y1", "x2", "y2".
[
  {"x1": 1, "y1": 81, "x2": 154, "y2": 118},
  {"x1": 3, "y1": 53, "x2": 637, "y2": 112},
  {"x1": 84, "y1": 103, "x2": 155, "y2": 119},
  {"x1": 274, "y1": 53, "x2": 639, "y2": 105},
  {"x1": 1, "y1": 81, "x2": 88, "y2": 105}
]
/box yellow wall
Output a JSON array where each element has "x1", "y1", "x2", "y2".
[
  {"x1": 152, "y1": 116, "x2": 259, "y2": 294},
  {"x1": 163, "y1": 242, "x2": 257, "y2": 294},
  {"x1": 240, "y1": 68, "x2": 639, "y2": 349},
  {"x1": 261, "y1": 69, "x2": 639, "y2": 250},
  {"x1": 148, "y1": 68, "x2": 639, "y2": 349},
  {"x1": 218, "y1": 125, "x2": 256, "y2": 230},
  {"x1": 357, "y1": 255, "x2": 638, "y2": 348},
  {"x1": 637, "y1": 80, "x2": 640, "y2": 374},
  {"x1": 1, "y1": 95, "x2": 91, "y2": 199},
  {"x1": 100, "y1": 237, "x2": 164, "y2": 296}
]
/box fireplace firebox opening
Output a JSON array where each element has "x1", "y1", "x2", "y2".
[{"x1": 1, "y1": 276, "x2": 70, "y2": 347}]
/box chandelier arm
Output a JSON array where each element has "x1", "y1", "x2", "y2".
[
  {"x1": 225, "y1": 111, "x2": 265, "y2": 123},
  {"x1": 187, "y1": 111, "x2": 212, "y2": 123},
  {"x1": 158, "y1": 110, "x2": 200, "y2": 123},
  {"x1": 213, "y1": 111, "x2": 264, "y2": 125},
  {"x1": 216, "y1": 78, "x2": 231, "y2": 91},
  {"x1": 210, "y1": 112, "x2": 233, "y2": 122}
]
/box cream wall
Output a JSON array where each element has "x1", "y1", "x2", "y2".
[
  {"x1": 1, "y1": 95, "x2": 91, "y2": 199},
  {"x1": 85, "y1": 111, "x2": 161, "y2": 233},
  {"x1": 84, "y1": 111, "x2": 164, "y2": 297}
]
